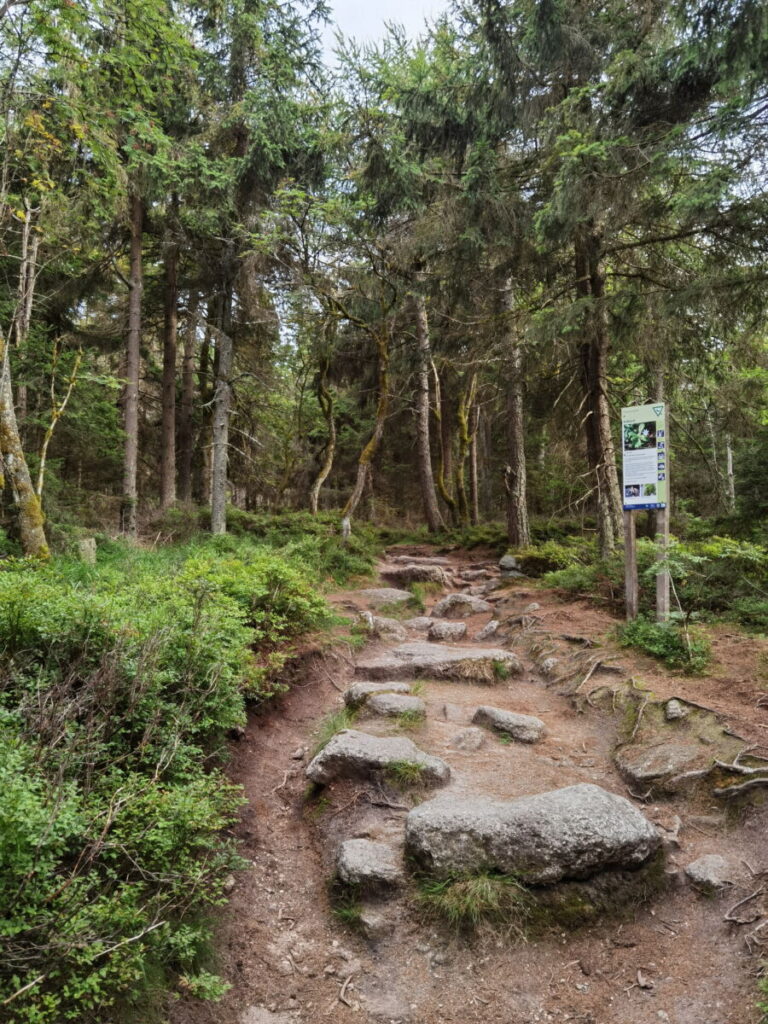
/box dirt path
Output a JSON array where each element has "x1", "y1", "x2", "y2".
[{"x1": 171, "y1": 548, "x2": 768, "y2": 1024}]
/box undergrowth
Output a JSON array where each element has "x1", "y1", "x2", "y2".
[
  {"x1": 618, "y1": 617, "x2": 711, "y2": 674},
  {"x1": 0, "y1": 528, "x2": 344, "y2": 1022}
]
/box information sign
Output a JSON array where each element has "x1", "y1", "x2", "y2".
[{"x1": 621, "y1": 403, "x2": 668, "y2": 511}]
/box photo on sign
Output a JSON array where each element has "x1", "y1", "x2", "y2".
[
  {"x1": 643, "y1": 484, "x2": 657, "y2": 497},
  {"x1": 625, "y1": 484, "x2": 641, "y2": 497},
  {"x1": 623, "y1": 421, "x2": 657, "y2": 451}
]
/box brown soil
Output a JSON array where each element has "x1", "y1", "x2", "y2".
[{"x1": 169, "y1": 547, "x2": 768, "y2": 1024}]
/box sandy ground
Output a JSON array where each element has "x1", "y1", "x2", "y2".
[{"x1": 168, "y1": 548, "x2": 768, "y2": 1024}]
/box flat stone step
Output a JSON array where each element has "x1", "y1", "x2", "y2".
[
  {"x1": 355, "y1": 641, "x2": 523, "y2": 683},
  {"x1": 306, "y1": 729, "x2": 450, "y2": 786},
  {"x1": 366, "y1": 693, "x2": 426, "y2": 718},
  {"x1": 354, "y1": 588, "x2": 414, "y2": 609},
  {"x1": 428, "y1": 620, "x2": 467, "y2": 642},
  {"x1": 405, "y1": 783, "x2": 660, "y2": 884},
  {"x1": 380, "y1": 564, "x2": 449, "y2": 587}
]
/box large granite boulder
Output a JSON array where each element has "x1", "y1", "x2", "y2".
[
  {"x1": 431, "y1": 594, "x2": 493, "y2": 619},
  {"x1": 405, "y1": 783, "x2": 660, "y2": 883},
  {"x1": 306, "y1": 730, "x2": 450, "y2": 786},
  {"x1": 344, "y1": 681, "x2": 412, "y2": 709},
  {"x1": 355, "y1": 641, "x2": 523, "y2": 683},
  {"x1": 336, "y1": 839, "x2": 404, "y2": 889},
  {"x1": 472, "y1": 706, "x2": 546, "y2": 743}
]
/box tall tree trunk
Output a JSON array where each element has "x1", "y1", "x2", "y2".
[
  {"x1": 433, "y1": 364, "x2": 459, "y2": 525},
  {"x1": 576, "y1": 231, "x2": 622, "y2": 558},
  {"x1": 342, "y1": 327, "x2": 389, "y2": 527},
  {"x1": 0, "y1": 329, "x2": 48, "y2": 557},
  {"x1": 309, "y1": 358, "x2": 336, "y2": 515},
  {"x1": 725, "y1": 434, "x2": 736, "y2": 511},
  {"x1": 503, "y1": 278, "x2": 530, "y2": 547},
  {"x1": 455, "y1": 374, "x2": 477, "y2": 527},
  {"x1": 210, "y1": 285, "x2": 234, "y2": 534},
  {"x1": 469, "y1": 404, "x2": 480, "y2": 526},
  {"x1": 160, "y1": 235, "x2": 178, "y2": 509},
  {"x1": 193, "y1": 306, "x2": 215, "y2": 504},
  {"x1": 121, "y1": 191, "x2": 143, "y2": 537},
  {"x1": 13, "y1": 201, "x2": 39, "y2": 433},
  {"x1": 413, "y1": 293, "x2": 443, "y2": 532},
  {"x1": 177, "y1": 292, "x2": 198, "y2": 504}
]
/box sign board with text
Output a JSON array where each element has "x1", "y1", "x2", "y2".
[{"x1": 621, "y1": 402, "x2": 668, "y2": 511}]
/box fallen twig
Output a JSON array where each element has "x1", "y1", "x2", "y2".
[
  {"x1": 272, "y1": 770, "x2": 290, "y2": 795},
  {"x1": 339, "y1": 969, "x2": 358, "y2": 1007},
  {"x1": 724, "y1": 888, "x2": 764, "y2": 924},
  {"x1": 629, "y1": 697, "x2": 650, "y2": 743}
]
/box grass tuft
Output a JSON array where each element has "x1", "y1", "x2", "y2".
[
  {"x1": 417, "y1": 873, "x2": 531, "y2": 933},
  {"x1": 311, "y1": 707, "x2": 358, "y2": 756},
  {"x1": 386, "y1": 759, "x2": 427, "y2": 788}
]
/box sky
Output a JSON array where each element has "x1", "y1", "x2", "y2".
[{"x1": 321, "y1": 0, "x2": 448, "y2": 58}]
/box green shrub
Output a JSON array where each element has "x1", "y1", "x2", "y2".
[
  {"x1": 619, "y1": 617, "x2": 711, "y2": 674},
  {"x1": 513, "y1": 538, "x2": 596, "y2": 577},
  {"x1": 0, "y1": 532, "x2": 336, "y2": 1021},
  {"x1": 731, "y1": 597, "x2": 768, "y2": 631}
]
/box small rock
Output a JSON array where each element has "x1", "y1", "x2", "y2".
[
  {"x1": 428, "y1": 620, "x2": 467, "y2": 642},
  {"x1": 365, "y1": 693, "x2": 426, "y2": 718},
  {"x1": 358, "y1": 906, "x2": 394, "y2": 941},
  {"x1": 449, "y1": 727, "x2": 486, "y2": 751},
  {"x1": 441, "y1": 702, "x2": 466, "y2": 723},
  {"x1": 344, "y1": 681, "x2": 411, "y2": 708},
  {"x1": 684, "y1": 854, "x2": 733, "y2": 891},
  {"x1": 472, "y1": 706, "x2": 546, "y2": 743},
  {"x1": 359, "y1": 612, "x2": 408, "y2": 642},
  {"x1": 291, "y1": 747, "x2": 305, "y2": 760},
  {"x1": 223, "y1": 874, "x2": 236, "y2": 893},
  {"x1": 474, "y1": 620, "x2": 500, "y2": 642},
  {"x1": 539, "y1": 657, "x2": 559, "y2": 678},
  {"x1": 337, "y1": 839, "x2": 404, "y2": 889},
  {"x1": 499, "y1": 554, "x2": 520, "y2": 571},
  {"x1": 664, "y1": 699, "x2": 689, "y2": 721},
  {"x1": 522, "y1": 602, "x2": 541, "y2": 614},
  {"x1": 403, "y1": 616, "x2": 433, "y2": 632},
  {"x1": 431, "y1": 593, "x2": 493, "y2": 619}
]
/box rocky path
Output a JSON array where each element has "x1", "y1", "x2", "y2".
[{"x1": 172, "y1": 547, "x2": 768, "y2": 1024}]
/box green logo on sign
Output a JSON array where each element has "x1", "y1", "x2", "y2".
[{"x1": 653, "y1": 406, "x2": 663, "y2": 417}]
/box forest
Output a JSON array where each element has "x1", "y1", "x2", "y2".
[{"x1": 1, "y1": 0, "x2": 768, "y2": 1020}]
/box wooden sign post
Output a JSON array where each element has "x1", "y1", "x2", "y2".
[{"x1": 620, "y1": 403, "x2": 669, "y2": 622}]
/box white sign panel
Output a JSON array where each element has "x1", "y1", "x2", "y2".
[{"x1": 621, "y1": 402, "x2": 668, "y2": 511}]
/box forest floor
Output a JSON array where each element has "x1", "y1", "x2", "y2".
[{"x1": 169, "y1": 547, "x2": 768, "y2": 1024}]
